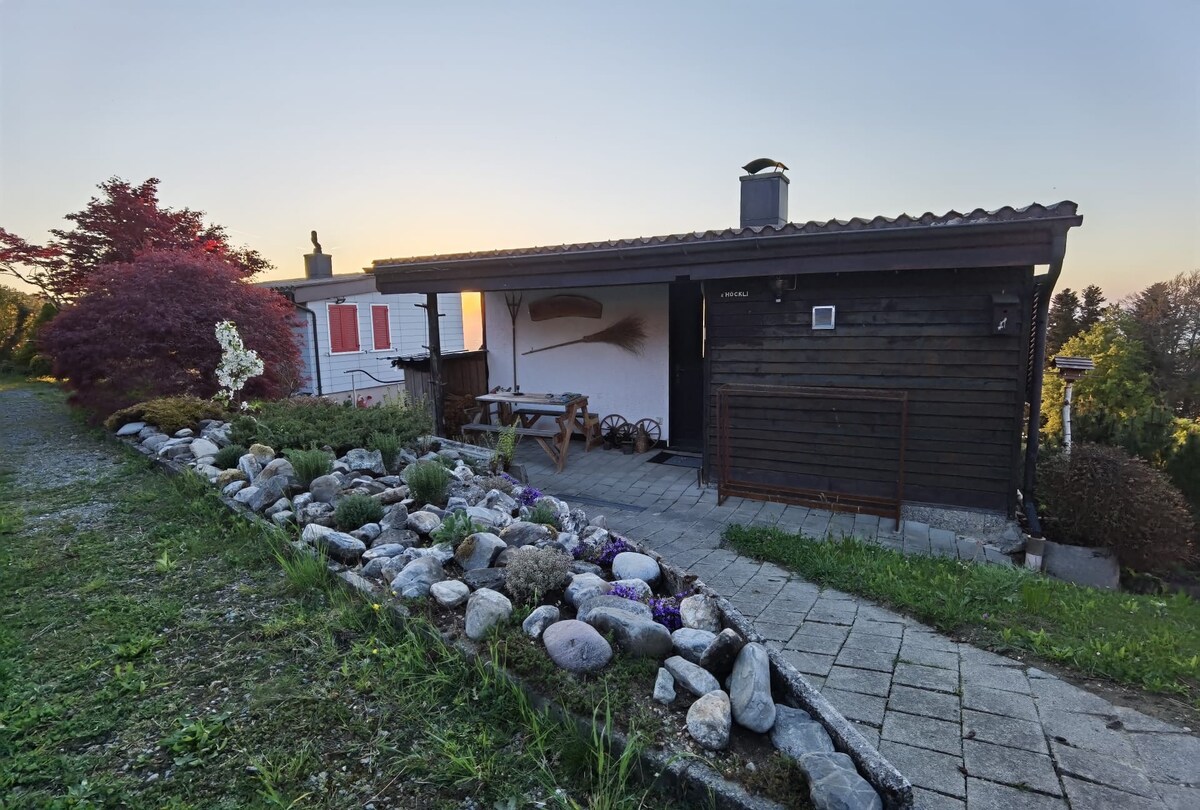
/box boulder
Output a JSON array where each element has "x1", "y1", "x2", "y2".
[
  {"x1": 500, "y1": 521, "x2": 553, "y2": 547},
  {"x1": 699, "y1": 629, "x2": 745, "y2": 679},
  {"x1": 200, "y1": 424, "x2": 231, "y2": 447},
  {"x1": 680, "y1": 594, "x2": 722, "y2": 633},
  {"x1": 174, "y1": 428, "x2": 194, "y2": 438},
  {"x1": 577, "y1": 594, "x2": 652, "y2": 623},
  {"x1": 189, "y1": 437, "x2": 220, "y2": 458},
  {"x1": 522, "y1": 605, "x2": 560, "y2": 640},
  {"x1": 454, "y1": 532, "x2": 507, "y2": 571},
  {"x1": 351, "y1": 477, "x2": 388, "y2": 495},
  {"x1": 301, "y1": 523, "x2": 367, "y2": 564},
  {"x1": 389, "y1": 556, "x2": 446, "y2": 599},
  {"x1": 585, "y1": 607, "x2": 672, "y2": 658},
  {"x1": 564, "y1": 573, "x2": 610, "y2": 607},
  {"x1": 465, "y1": 588, "x2": 512, "y2": 640},
  {"x1": 242, "y1": 476, "x2": 289, "y2": 512},
  {"x1": 569, "y1": 561, "x2": 603, "y2": 577},
  {"x1": 362, "y1": 543, "x2": 409, "y2": 561},
  {"x1": 115, "y1": 421, "x2": 146, "y2": 436},
  {"x1": 687, "y1": 691, "x2": 731, "y2": 750},
  {"x1": 264, "y1": 497, "x2": 291, "y2": 518},
  {"x1": 309, "y1": 474, "x2": 341, "y2": 505},
  {"x1": 465, "y1": 505, "x2": 509, "y2": 530},
  {"x1": 611, "y1": 552, "x2": 660, "y2": 586},
  {"x1": 771, "y1": 705, "x2": 834, "y2": 759},
  {"x1": 255, "y1": 458, "x2": 297, "y2": 489},
  {"x1": 542, "y1": 620, "x2": 612, "y2": 673},
  {"x1": 561, "y1": 508, "x2": 589, "y2": 534},
  {"x1": 653, "y1": 668, "x2": 676, "y2": 704},
  {"x1": 248, "y1": 443, "x2": 275, "y2": 464},
  {"x1": 729, "y1": 643, "x2": 776, "y2": 733},
  {"x1": 664, "y1": 656, "x2": 720, "y2": 697},
  {"x1": 195, "y1": 464, "x2": 223, "y2": 481},
  {"x1": 483, "y1": 488, "x2": 518, "y2": 514},
  {"x1": 358, "y1": 522, "x2": 382, "y2": 542},
  {"x1": 406, "y1": 511, "x2": 442, "y2": 535},
  {"x1": 798, "y1": 752, "x2": 882, "y2": 810},
  {"x1": 463, "y1": 567, "x2": 506, "y2": 591},
  {"x1": 609, "y1": 578, "x2": 652, "y2": 600},
  {"x1": 237, "y1": 454, "x2": 263, "y2": 481},
  {"x1": 672, "y1": 628, "x2": 717, "y2": 664},
  {"x1": 222, "y1": 480, "x2": 247, "y2": 498},
  {"x1": 271, "y1": 510, "x2": 294, "y2": 526},
  {"x1": 292, "y1": 492, "x2": 313, "y2": 512},
  {"x1": 380, "y1": 504, "x2": 410, "y2": 531},
  {"x1": 216, "y1": 468, "x2": 246, "y2": 487},
  {"x1": 400, "y1": 542, "x2": 454, "y2": 565},
  {"x1": 297, "y1": 502, "x2": 336, "y2": 527},
  {"x1": 375, "y1": 487, "x2": 408, "y2": 506},
  {"x1": 373, "y1": 528, "x2": 419, "y2": 548},
  {"x1": 430, "y1": 579, "x2": 470, "y2": 608},
  {"x1": 142, "y1": 434, "x2": 169, "y2": 452}
]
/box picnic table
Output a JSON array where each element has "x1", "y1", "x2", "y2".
[{"x1": 462, "y1": 391, "x2": 601, "y2": 472}]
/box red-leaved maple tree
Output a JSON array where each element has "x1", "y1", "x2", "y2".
[
  {"x1": 40, "y1": 249, "x2": 302, "y2": 419},
  {"x1": 2, "y1": 177, "x2": 270, "y2": 303}
]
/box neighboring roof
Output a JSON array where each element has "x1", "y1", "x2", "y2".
[
  {"x1": 371, "y1": 201, "x2": 1083, "y2": 294},
  {"x1": 258, "y1": 273, "x2": 377, "y2": 304}
]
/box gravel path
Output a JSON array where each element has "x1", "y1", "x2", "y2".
[{"x1": 516, "y1": 442, "x2": 1200, "y2": 809}]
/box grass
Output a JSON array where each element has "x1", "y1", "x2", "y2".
[
  {"x1": 725, "y1": 524, "x2": 1200, "y2": 710},
  {"x1": 0, "y1": 379, "x2": 676, "y2": 809}
]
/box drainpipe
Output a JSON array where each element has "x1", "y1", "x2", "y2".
[
  {"x1": 1021, "y1": 232, "x2": 1068, "y2": 537},
  {"x1": 288, "y1": 297, "x2": 324, "y2": 397}
]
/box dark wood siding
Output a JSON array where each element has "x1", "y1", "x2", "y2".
[{"x1": 706, "y1": 267, "x2": 1033, "y2": 514}]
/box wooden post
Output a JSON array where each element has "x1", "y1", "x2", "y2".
[{"x1": 425, "y1": 293, "x2": 445, "y2": 437}]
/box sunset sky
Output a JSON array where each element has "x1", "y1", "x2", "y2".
[{"x1": 2, "y1": 1, "x2": 1196, "y2": 301}]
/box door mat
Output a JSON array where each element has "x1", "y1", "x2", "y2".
[{"x1": 646, "y1": 451, "x2": 702, "y2": 469}]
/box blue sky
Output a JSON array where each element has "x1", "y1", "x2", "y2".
[{"x1": 2, "y1": 0, "x2": 1196, "y2": 299}]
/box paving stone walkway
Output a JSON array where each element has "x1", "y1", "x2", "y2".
[{"x1": 516, "y1": 443, "x2": 1200, "y2": 810}]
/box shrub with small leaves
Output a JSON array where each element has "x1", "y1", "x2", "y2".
[
  {"x1": 526, "y1": 500, "x2": 560, "y2": 528},
  {"x1": 503, "y1": 546, "x2": 573, "y2": 605},
  {"x1": 1038, "y1": 443, "x2": 1197, "y2": 574},
  {"x1": 432, "y1": 511, "x2": 482, "y2": 546},
  {"x1": 283, "y1": 447, "x2": 333, "y2": 487},
  {"x1": 213, "y1": 444, "x2": 247, "y2": 470},
  {"x1": 406, "y1": 460, "x2": 451, "y2": 506},
  {"x1": 478, "y1": 475, "x2": 516, "y2": 495},
  {"x1": 334, "y1": 493, "x2": 385, "y2": 532}
]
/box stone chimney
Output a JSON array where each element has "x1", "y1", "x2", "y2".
[
  {"x1": 304, "y1": 230, "x2": 332, "y2": 278},
  {"x1": 739, "y1": 159, "x2": 789, "y2": 229}
]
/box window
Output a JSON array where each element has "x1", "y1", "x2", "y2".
[
  {"x1": 812, "y1": 305, "x2": 836, "y2": 330},
  {"x1": 328, "y1": 304, "x2": 360, "y2": 353},
  {"x1": 371, "y1": 305, "x2": 391, "y2": 350}
]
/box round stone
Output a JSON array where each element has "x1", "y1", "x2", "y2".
[
  {"x1": 542, "y1": 620, "x2": 613, "y2": 673},
  {"x1": 687, "y1": 690, "x2": 731, "y2": 750},
  {"x1": 611, "y1": 551, "x2": 660, "y2": 586}
]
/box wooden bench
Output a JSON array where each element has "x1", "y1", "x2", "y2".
[{"x1": 461, "y1": 421, "x2": 569, "y2": 471}]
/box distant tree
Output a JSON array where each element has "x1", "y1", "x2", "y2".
[
  {"x1": 0, "y1": 284, "x2": 44, "y2": 369},
  {"x1": 1040, "y1": 321, "x2": 1159, "y2": 447},
  {"x1": 2, "y1": 177, "x2": 270, "y2": 304},
  {"x1": 1078, "y1": 284, "x2": 1106, "y2": 331},
  {"x1": 39, "y1": 249, "x2": 301, "y2": 420},
  {"x1": 1046, "y1": 288, "x2": 1082, "y2": 355},
  {"x1": 1124, "y1": 270, "x2": 1200, "y2": 417}
]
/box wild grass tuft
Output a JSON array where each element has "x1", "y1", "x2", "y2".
[
  {"x1": 282, "y1": 446, "x2": 333, "y2": 487},
  {"x1": 333, "y1": 493, "x2": 384, "y2": 532},
  {"x1": 213, "y1": 444, "x2": 247, "y2": 470},
  {"x1": 405, "y1": 460, "x2": 450, "y2": 506},
  {"x1": 368, "y1": 431, "x2": 402, "y2": 473}
]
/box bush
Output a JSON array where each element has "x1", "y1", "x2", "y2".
[
  {"x1": 478, "y1": 474, "x2": 517, "y2": 496},
  {"x1": 104, "y1": 396, "x2": 227, "y2": 435},
  {"x1": 231, "y1": 396, "x2": 431, "y2": 455},
  {"x1": 432, "y1": 511, "x2": 482, "y2": 546},
  {"x1": 504, "y1": 547, "x2": 573, "y2": 605},
  {"x1": 334, "y1": 493, "x2": 384, "y2": 532},
  {"x1": 527, "y1": 501, "x2": 560, "y2": 528},
  {"x1": 405, "y1": 460, "x2": 450, "y2": 506},
  {"x1": 1038, "y1": 443, "x2": 1197, "y2": 574},
  {"x1": 39, "y1": 248, "x2": 302, "y2": 421},
  {"x1": 213, "y1": 444, "x2": 247, "y2": 470},
  {"x1": 283, "y1": 447, "x2": 333, "y2": 487},
  {"x1": 369, "y1": 431, "x2": 402, "y2": 473},
  {"x1": 1166, "y1": 432, "x2": 1200, "y2": 525}
]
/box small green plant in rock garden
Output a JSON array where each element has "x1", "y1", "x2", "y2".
[
  {"x1": 159, "y1": 712, "x2": 233, "y2": 768},
  {"x1": 368, "y1": 430, "x2": 402, "y2": 472},
  {"x1": 504, "y1": 546, "x2": 573, "y2": 605},
  {"x1": 406, "y1": 459, "x2": 451, "y2": 505},
  {"x1": 527, "y1": 500, "x2": 561, "y2": 528},
  {"x1": 231, "y1": 395, "x2": 431, "y2": 455},
  {"x1": 432, "y1": 510, "x2": 483, "y2": 546},
  {"x1": 213, "y1": 443, "x2": 247, "y2": 470},
  {"x1": 334, "y1": 493, "x2": 384, "y2": 531},
  {"x1": 282, "y1": 446, "x2": 333, "y2": 487}
]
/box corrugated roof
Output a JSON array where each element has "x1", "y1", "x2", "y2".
[{"x1": 372, "y1": 201, "x2": 1078, "y2": 268}]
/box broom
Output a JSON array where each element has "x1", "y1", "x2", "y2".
[{"x1": 521, "y1": 315, "x2": 647, "y2": 356}]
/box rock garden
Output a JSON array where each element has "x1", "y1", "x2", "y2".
[{"x1": 112, "y1": 412, "x2": 909, "y2": 810}]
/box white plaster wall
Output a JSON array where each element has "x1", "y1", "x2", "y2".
[
  {"x1": 308, "y1": 291, "x2": 465, "y2": 396},
  {"x1": 483, "y1": 285, "x2": 670, "y2": 439}
]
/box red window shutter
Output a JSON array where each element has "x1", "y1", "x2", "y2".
[
  {"x1": 372, "y1": 305, "x2": 391, "y2": 350},
  {"x1": 328, "y1": 305, "x2": 359, "y2": 353}
]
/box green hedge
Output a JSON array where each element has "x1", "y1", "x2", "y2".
[{"x1": 231, "y1": 397, "x2": 431, "y2": 455}]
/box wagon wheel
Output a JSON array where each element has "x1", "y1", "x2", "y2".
[
  {"x1": 614, "y1": 422, "x2": 636, "y2": 445},
  {"x1": 600, "y1": 414, "x2": 628, "y2": 445},
  {"x1": 635, "y1": 418, "x2": 662, "y2": 445}
]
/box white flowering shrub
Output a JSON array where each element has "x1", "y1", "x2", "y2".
[{"x1": 213, "y1": 320, "x2": 264, "y2": 410}]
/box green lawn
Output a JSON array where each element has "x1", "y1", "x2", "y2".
[
  {"x1": 725, "y1": 524, "x2": 1200, "y2": 711},
  {"x1": 0, "y1": 388, "x2": 664, "y2": 808}
]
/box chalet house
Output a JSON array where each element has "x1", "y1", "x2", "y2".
[
  {"x1": 369, "y1": 162, "x2": 1082, "y2": 532},
  {"x1": 260, "y1": 248, "x2": 466, "y2": 403}
]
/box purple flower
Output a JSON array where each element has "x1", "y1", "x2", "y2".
[
  {"x1": 516, "y1": 486, "x2": 543, "y2": 508},
  {"x1": 595, "y1": 536, "x2": 633, "y2": 567},
  {"x1": 609, "y1": 583, "x2": 642, "y2": 601},
  {"x1": 648, "y1": 596, "x2": 683, "y2": 631}
]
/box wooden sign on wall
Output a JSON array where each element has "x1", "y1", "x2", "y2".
[{"x1": 528, "y1": 294, "x2": 603, "y2": 321}]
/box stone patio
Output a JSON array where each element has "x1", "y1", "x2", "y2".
[{"x1": 515, "y1": 441, "x2": 1200, "y2": 810}]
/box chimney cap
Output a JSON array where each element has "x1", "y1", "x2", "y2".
[{"x1": 742, "y1": 158, "x2": 789, "y2": 175}]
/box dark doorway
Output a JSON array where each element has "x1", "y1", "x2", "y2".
[{"x1": 669, "y1": 281, "x2": 705, "y2": 451}]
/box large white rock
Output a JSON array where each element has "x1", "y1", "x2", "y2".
[
  {"x1": 679, "y1": 594, "x2": 722, "y2": 633},
  {"x1": 729, "y1": 642, "x2": 776, "y2": 733},
  {"x1": 565, "y1": 573, "x2": 611, "y2": 607},
  {"x1": 611, "y1": 551, "x2": 660, "y2": 586},
  {"x1": 454, "y1": 532, "x2": 507, "y2": 571},
  {"x1": 542, "y1": 620, "x2": 612, "y2": 673},
  {"x1": 431, "y1": 579, "x2": 470, "y2": 608},
  {"x1": 687, "y1": 690, "x2": 731, "y2": 750},
  {"x1": 464, "y1": 588, "x2": 512, "y2": 640}
]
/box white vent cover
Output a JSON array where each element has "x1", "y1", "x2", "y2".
[{"x1": 812, "y1": 305, "x2": 836, "y2": 330}]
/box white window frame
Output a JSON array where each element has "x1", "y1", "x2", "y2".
[{"x1": 326, "y1": 302, "x2": 363, "y2": 355}]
